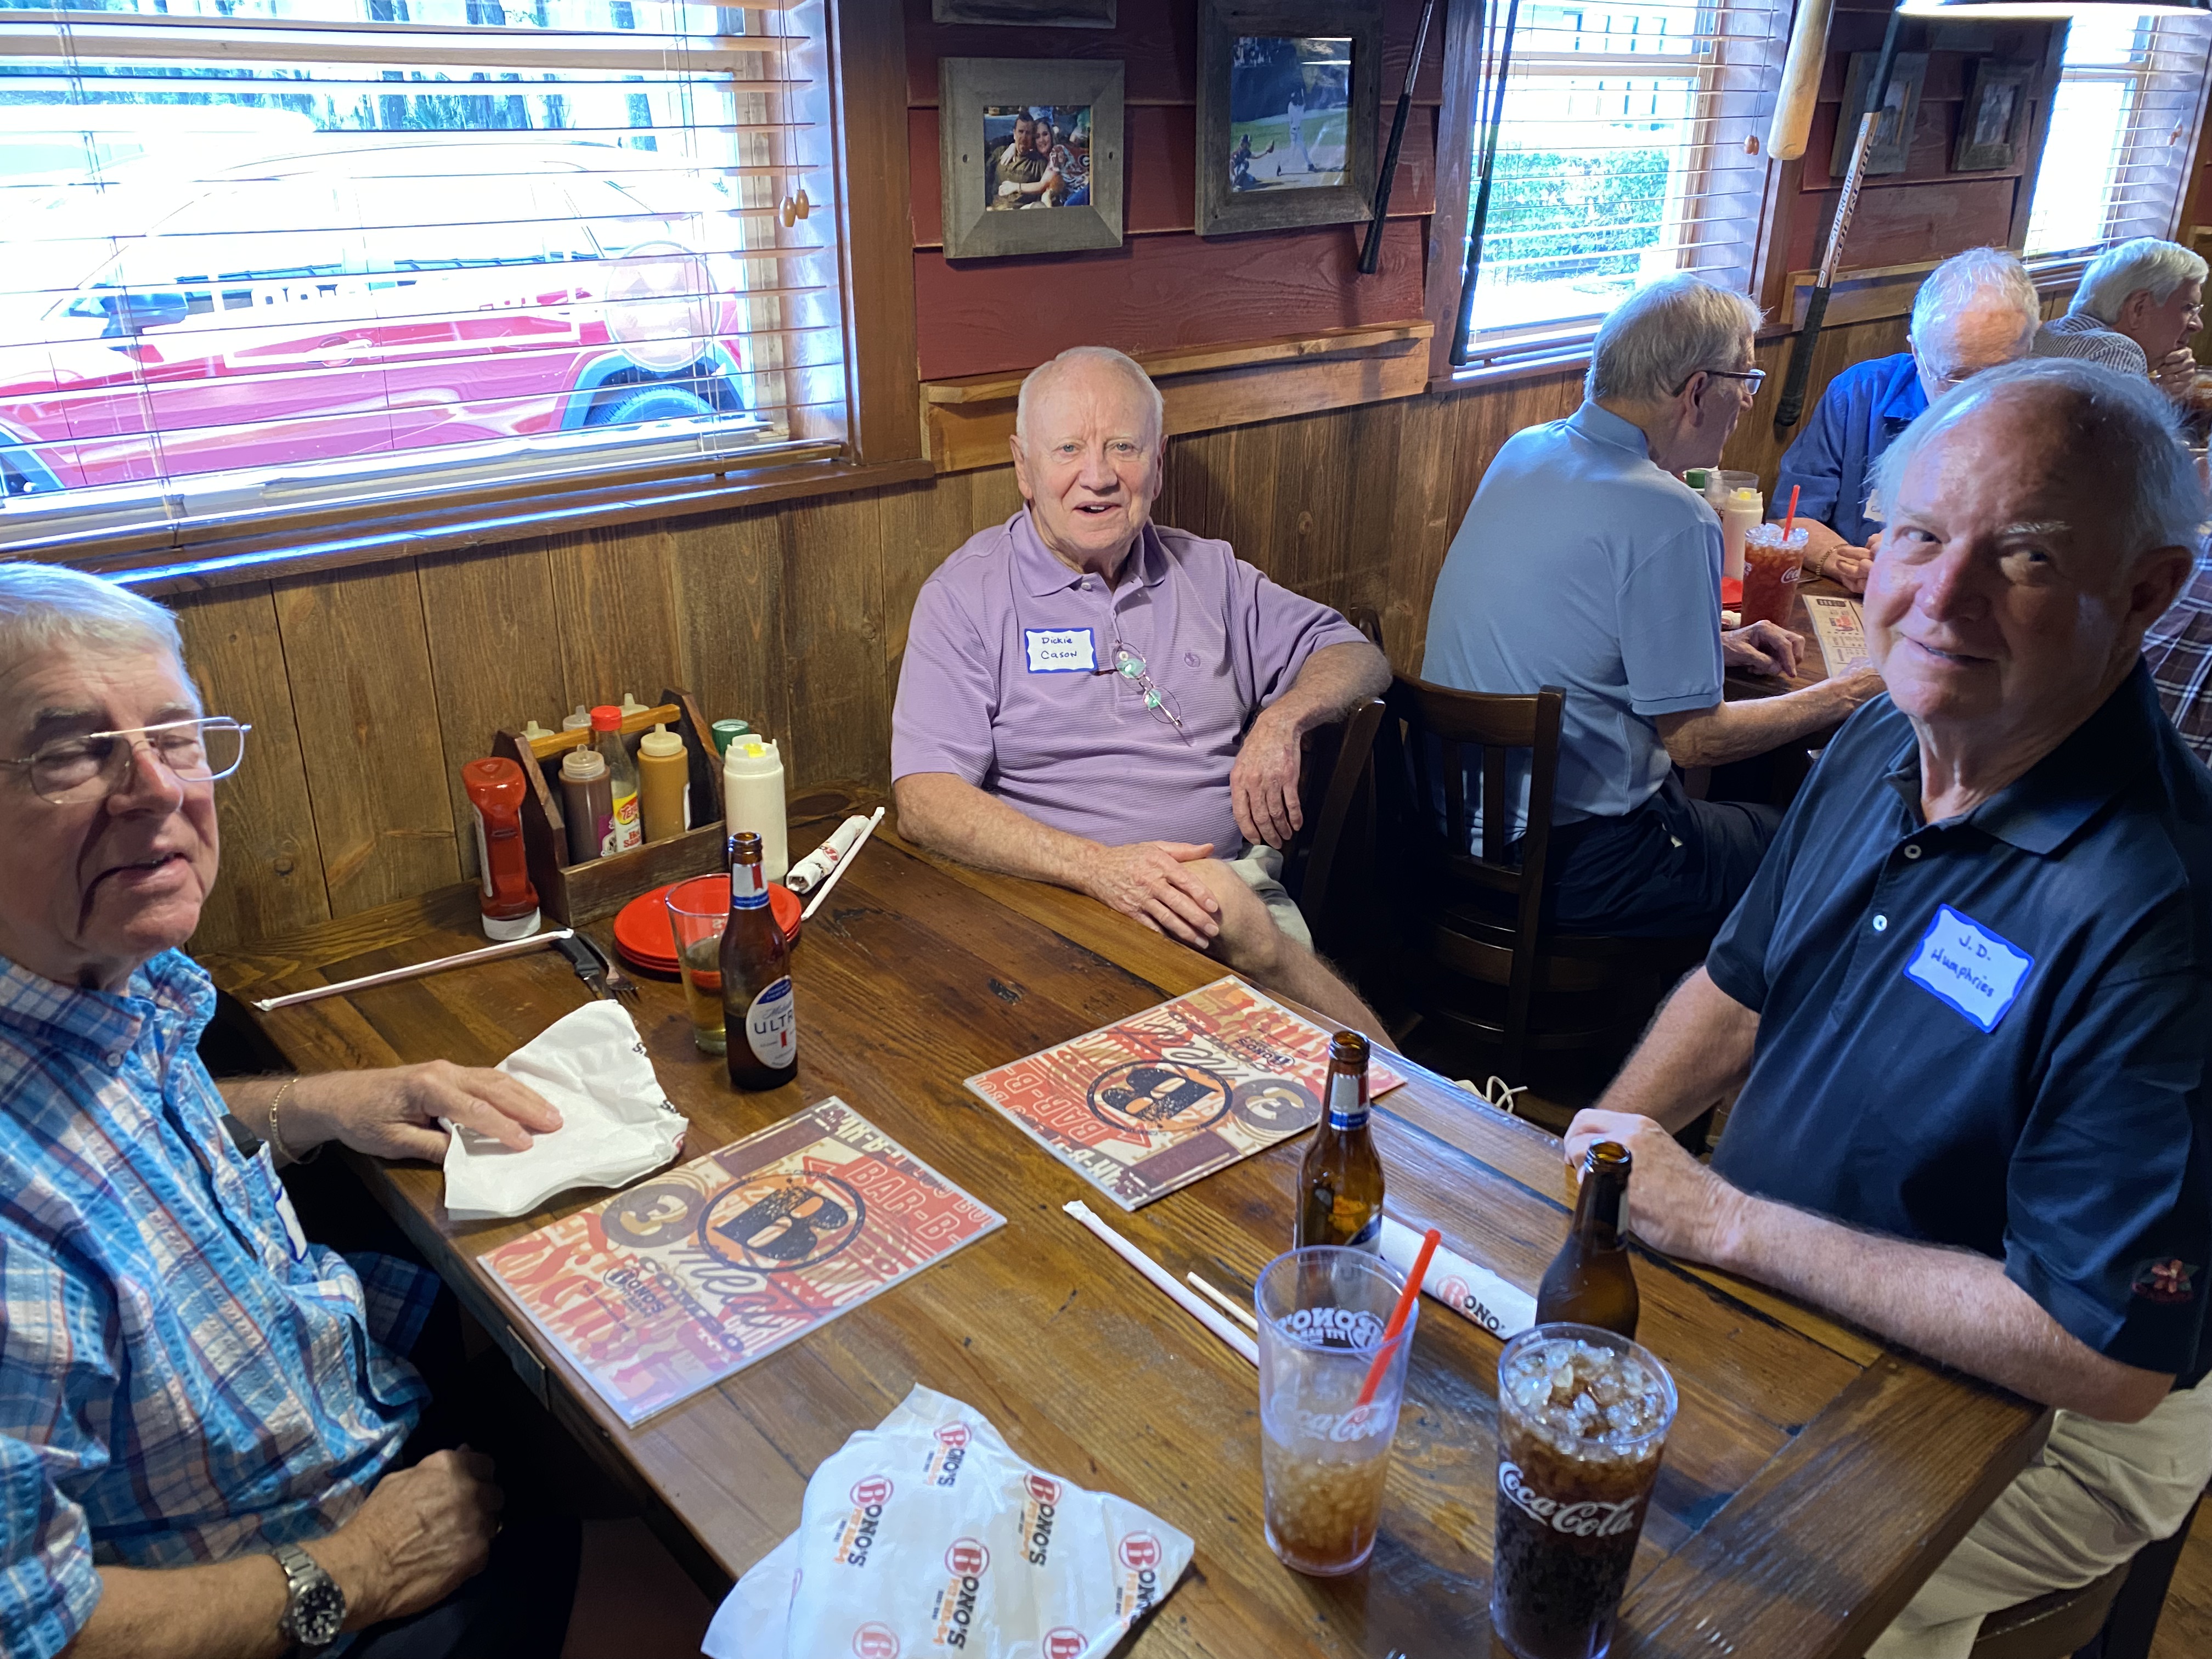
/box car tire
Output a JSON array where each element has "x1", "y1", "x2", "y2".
[{"x1": 588, "y1": 385, "x2": 719, "y2": 427}]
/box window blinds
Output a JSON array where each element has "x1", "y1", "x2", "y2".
[
  {"x1": 1456, "y1": 0, "x2": 1788, "y2": 367},
  {"x1": 2026, "y1": 10, "x2": 2212, "y2": 258},
  {"x1": 0, "y1": 0, "x2": 841, "y2": 557}
]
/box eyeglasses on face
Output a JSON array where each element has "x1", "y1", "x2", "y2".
[
  {"x1": 1676, "y1": 366, "x2": 1768, "y2": 398},
  {"x1": 0, "y1": 716, "x2": 250, "y2": 805},
  {"x1": 1093, "y1": 644, "x2": 1183, "y2": 730}
]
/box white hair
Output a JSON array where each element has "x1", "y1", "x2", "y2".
[
  {"x1": 1585, "y1": 274, "x2": 1764, "y2": 404},
  {"x1": 1871, "y1": 357, "x2": 2207, "y2": 568},
  {"x1": 0, "y1": 562, "x2": 186, "y2": 677},
  {"x1": 1014, "y1": 346, "x2": 1165, "y2": 447},
  {"x1": 2072, "y1": 238, "x2": 2209, "y2": 324},
  {"x1": 1909, "y1": 246, "x2": 2040, "y2": 364}
]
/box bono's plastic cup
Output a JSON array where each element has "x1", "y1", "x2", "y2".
[
  {"x1": 1491, "y1": 1323, "x2": 1679, "y2": 1659},
  {"x1": 1739, "y1": 522, "x2": 1809, "y2": 630},
  {"x1": 664, "y1": 875, "x2": 728, "y2": 1053},
  {"x1": 1255, "y1": 1246, "x2": 1415, "y2": 1577}
]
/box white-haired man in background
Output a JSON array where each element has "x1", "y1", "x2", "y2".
[
  {"x1": 2038, "y1": 235, "x2": 2205, "y2": 395},
  {"x1": 1423, "y1": 274, "x2": 1883, "y2": 938},
  {"x1": 1776, "y1": 245, "x2": 2042, "y2": 590}
]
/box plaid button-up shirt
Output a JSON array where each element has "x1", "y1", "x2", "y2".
[
  {"x1": 0, "y1": 949, "x2": 426, "y2": 1658},
  {"x1": 2147, "y1": 555, "x2": 2212, "y2": 771}
]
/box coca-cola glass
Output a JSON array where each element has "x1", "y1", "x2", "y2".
[
  {"x1": 1255, "y1": 1246, "x2": 1415, "y2": 1577},
  {"x1": 1491, "y1": 1322, "x2": 1678, "y2": 1659}
]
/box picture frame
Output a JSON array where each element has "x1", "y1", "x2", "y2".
[
  {"x1": 937, "y1": 58, "x2": 1125, "y2": 260},
  {"x1": 1829, "y1": 50, "x2": 1929, "y2": 179},
  {"x1": 933, "y1": 0, "x2": 1115, "y2": 25},
  {"x1": 1195, "y1": 0, "x2": 1381, "y2": 238},
  {"x1": 1954, "y1": 59, "x2": 2032, "y2": 172}
]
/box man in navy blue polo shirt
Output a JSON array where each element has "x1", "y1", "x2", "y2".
[
  {"x1": 1566, "y1": 358, "x2": 2211, "y2": 1659},
  {"x1": 1775, "y1": 246, "x2": 2040, "y2": 592}
]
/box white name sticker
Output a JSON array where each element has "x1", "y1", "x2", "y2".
[
  {"x1": 1023, "y1": 627, "x2": 1096, "y2": 674},
  {"x1": 1903, "y1": 904, "x2": 2034, "y2": 1032}
]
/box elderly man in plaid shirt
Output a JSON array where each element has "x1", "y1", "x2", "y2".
[
  {"x1": 0, "y1": 566, "x2": 706, "y2": 1658},
  {"x1": 2145, "y1": 548, "x2": 2212, "y2": 767}
]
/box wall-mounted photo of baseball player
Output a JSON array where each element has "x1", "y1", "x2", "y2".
[
  {"x1": 1227, "y1": 35, "x2": 1350, "y2": 193},
  {"x1": 1195, "y1": 0, "x2": 1377, "y2": 239}
]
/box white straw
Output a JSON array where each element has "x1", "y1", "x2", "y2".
[
  {"x1": 253, "y1": 929, "x2": 573, "y2": 1012},
  {"x1": 800, "y1": 805, "x2": 885, "y2": 922},
  {"x1": 1186, "y1": 1271, "x2": 1261, "y2": 1333},
  {"x1": 1063, "y1": 1200, "x2": 1259, "y2": 1367}
]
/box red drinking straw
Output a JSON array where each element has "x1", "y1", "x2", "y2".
[
  {"x1": 1784, "y1": 484, "x2": 1801, "y2": 539},
  {"x1": 1355, "y1": 1226, "x2": 1441, "y2": 1408}
]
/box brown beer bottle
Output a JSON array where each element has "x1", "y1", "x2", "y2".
[
  {"x1": 720, "y1": 832, "x2": 797, "y2": 1091},
  {"x1": 1536, "y1": 1141, "x2": 1639, "y2": 1338},
  {"x1": 1295, "y1": 1032, "x2": 1385, "y2": 1252}
]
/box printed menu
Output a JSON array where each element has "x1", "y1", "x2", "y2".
[
  {"x1": 965, "y1": 977, "x2": 1406, "y2": 1211},
  {"x1": 481, "y1": 1098, "x2": 1003, "y2": 1425},
  {"x1": 1805, "y1": 594, "x2": 1872, "y2": 678}
]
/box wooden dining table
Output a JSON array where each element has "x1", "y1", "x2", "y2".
[{"x1": 199, "y1": 803, "x2": 2044, "y2": 1659}]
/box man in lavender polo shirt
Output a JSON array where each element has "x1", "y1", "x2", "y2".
[{"x1": 892, "y1": 346, "x2": 1392, "y2": 1034}]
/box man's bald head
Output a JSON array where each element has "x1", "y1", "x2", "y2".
[{"x1": 1014, "y1": 346, "x2": 1163, "y2": 449}]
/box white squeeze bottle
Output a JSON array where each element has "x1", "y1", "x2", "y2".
[
  {"x1": 1721, "y1": 486, "x2": 1763, "y2": 586},
  {"x1": 722, "y1": 737, "x2": 788, "y2": 882}
]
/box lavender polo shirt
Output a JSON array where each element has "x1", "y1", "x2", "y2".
[{"x1": 892, "y1": 509, "x2": 1365, "y2": 854}]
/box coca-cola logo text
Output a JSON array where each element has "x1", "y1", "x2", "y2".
[{"x1": 1498, "y1": 1460, "x2": 1644, "y2": 1539}]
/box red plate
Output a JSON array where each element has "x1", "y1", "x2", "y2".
[{"x1": 613, "y1": 876, "x2": 802, "y2": 971}]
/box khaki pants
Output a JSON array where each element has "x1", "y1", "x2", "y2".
[
  {"x1": 1867, "y1": 1375, "x2": 2212, "y2": 1659},
  {"x1": 1223, "y1": 843, "x2": 1313, "y2": 949}
]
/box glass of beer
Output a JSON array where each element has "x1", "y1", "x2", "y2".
[
  {"x1": 664, "y1": 874, "x2": 728, "y2": 1053},
  {"x1": 1254, "y1": 1246, "x2": 1416, "y2": 1577},
  {"x1": 1491, "y1": 1323, "x2": 1678, "y2": 1659},
  {"x1": 1738, "y1": 522, "x2": 1809, "y2": 630}
]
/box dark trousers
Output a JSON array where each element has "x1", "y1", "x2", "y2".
[{"x1": 1541, "y1": 773, "x2": 1782, "y2": 938}]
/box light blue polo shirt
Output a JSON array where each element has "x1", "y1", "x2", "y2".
[{"x1": 1421, "y1": 400, "x2": 1724, "y2": 829}]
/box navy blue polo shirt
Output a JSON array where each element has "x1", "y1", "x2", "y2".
[
  {"x1": 1773, "y1": 353, "x2": 1926, "y2": 549},
  {"x1": 1708, "y1": 664, "x2": 2212, "y2": 1387}
]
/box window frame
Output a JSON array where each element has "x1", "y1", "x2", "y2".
[{"x1": 7, "y1": 0, "x2": 922, "y2": 596}]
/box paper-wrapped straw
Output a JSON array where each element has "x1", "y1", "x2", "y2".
[
  {"x1": 800, "y1": 806, "x2": 884, "y2": 922},
  {"x1": 1379, "y1": 1215, "x2": 1538, "y2": 1338},
  {"x1": 785, "y1": 814, "x2": 871, "y2": 895},
  {"x1": 253, "y1": 929, "x2": 573, "y2": 1012},
  {"x1": 1063, "y1": 1200, "x2": 1259, "y2": 1366}
]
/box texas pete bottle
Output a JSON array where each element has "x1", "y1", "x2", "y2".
[
  {"x1": 1295, "y1": 1031, "x2": 1384, "y2": 1251},
  {"x1": 720, "y1": 832, "x2": 797, "y2": 1091}
]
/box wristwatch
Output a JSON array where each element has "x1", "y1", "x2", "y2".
[{"x1": 273, "y1": 1542, "x2": 346, "y2": 1652}]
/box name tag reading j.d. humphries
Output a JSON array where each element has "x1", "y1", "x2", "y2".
[
  {"x1": 1024, "y1": 628, "x2": 1096, "y2": 674},
  {"x1": 1904, "y1": 904, "x2": 2034, "y2": 1032}
]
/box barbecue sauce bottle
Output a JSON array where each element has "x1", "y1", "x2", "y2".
[
  {"x1": 720, "y1": 832, "x2": 797, "y2": 1091},
  {"x1": 1295, "y1": 1031, "x2": 1384, "y2": 1252},
  {"x1": 1536, "y1": 1141, "x2": 1640, "y2": 1338}
]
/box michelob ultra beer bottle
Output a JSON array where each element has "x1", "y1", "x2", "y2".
[
  {"x1": 1295, "y1": 1031, "x2": 1384, "y2": 1252},
  {"x1": 720, "y1": 831, "x2": 797, "y2": 1091},
  {"x1": 1536, "y1": 1141, "x2": 1640, "y2": 1339}
]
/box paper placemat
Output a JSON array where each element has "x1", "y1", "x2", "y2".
[
  {"x1": 481, "y1": 1098, "x2": 1003, "y2": 1425},
  {"x1": 1805, "y1": 593, "x2": 1871, "y2": 678},
  {"x1": 965, "y1": 977, "x2": 1406, "y2": 1211}
]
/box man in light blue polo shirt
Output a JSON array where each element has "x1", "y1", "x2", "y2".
[{"x1": 1424, "y1": 275, "x2": 1881, "y2": 937}]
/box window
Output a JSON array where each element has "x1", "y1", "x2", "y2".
[
  {"x1": 1453, "y1": 0, "x2": 1786, "y2": 366},
  {"x1": 2026, "y1": 10, "x2": 2212, "y2": 258},
  {"x1": 0, "y1": 0, "x2": 842, "y2": 557}
]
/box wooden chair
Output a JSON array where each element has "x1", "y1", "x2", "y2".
[
  {"x1": 1375, "y1": 673, "x2": 1707, "y2": 1082},
  {"x1": 1968, "y1": 1489, "x2": 2203, "y2": 1659},
  {"x1": 1279, "y1": 697, "x2": 1386, "y2": 962}
]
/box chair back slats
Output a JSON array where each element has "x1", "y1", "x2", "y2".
[{"x1": 1480, "y1": 743, "x2": 1510, "y2": 866}]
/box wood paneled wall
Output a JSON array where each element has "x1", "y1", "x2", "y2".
[{"x1": 176, "y1": 311, "x2": 1906, "y2": 955}]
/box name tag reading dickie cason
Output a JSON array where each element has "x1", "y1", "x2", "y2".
[
  {"x1": 1024, "y1": 627, "x2": 1096, "y2": 674},
  {"x1": 1903, "y1": 904, "x2": 2035, "y2": 1032}
]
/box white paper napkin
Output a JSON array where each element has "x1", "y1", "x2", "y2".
[
  {"x1": 1380, "y1": 1214, "x2": 1538, "y2": 1339},
  {"x1": 704, "y1": 1385, "x2": 1192, "y2": 1659},
  {"x1": 442, "y1": 1000, "x2": 689, "y2": 1222}
]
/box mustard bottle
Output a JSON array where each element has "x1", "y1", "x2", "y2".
[{"x1": 638, "y1": 723, "x2": 690, "y2": 843}]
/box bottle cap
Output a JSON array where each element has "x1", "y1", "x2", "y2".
[
  {"x1": 710, "y1": 718, "x2": 752, "y2": 755},
  {"x1": 561, "y1": 747, "x2": 607, "y2": 781},
  {"x1": 1683, "y1": 468, "x2": 1710, "y2": 490},
  {"x1": 561, "y1": 704, "x2": 591, "y2": 731},
  {"x1": 619, "y1": 692, "x2": 650, "y2": 716},
  {"x1": 639, "y1": 722, "x2": 684, "y2": 758},
  {"x1": 521, "y1": 719, "x2": 552, "y2": 741},
  {"x1": 589, "y1": 705, "x2": 623, "y2": 732},
  {"x1": 481, "y1": 907, "x2": 541, "y2": 942},
  {"x1": 1728, "y1": 487, "x2": 1762, "y2": 509}
]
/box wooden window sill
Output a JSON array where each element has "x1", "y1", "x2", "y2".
[{"x1": 919, "y1": 321, "x2": 1434, "y2": 473}]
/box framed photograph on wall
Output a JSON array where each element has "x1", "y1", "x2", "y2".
[
  {"x1": 1196, "y1": 0, "x2": 1381, "y2": 238},
  {"x1": 938, "y1": 58, "x2": 1125, "y2": 259},
  {"x1": 1954, "y1": 59, "x2": 2032, "y2": 172},
  {"x1": 1829, "y1": 50, "x2": 1928, "y2": 179},
  {"x1": 933, "y1": 0, "x2": 1115, "y2": 24}
]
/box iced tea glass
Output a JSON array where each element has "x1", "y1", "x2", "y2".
[
  {"x1": 1255, "y1": 1246, "x2": 1415, "y2": 1577},
  {"x1": 664, "y1": 874, "x2": 727, "y2": 1054},
  {"x1": 1738, "y1": 522, "x2": 1809, "y2": 629},
  {"x1": 1491, "y1": 1323, "x2": 1679, "y2": 1659}
]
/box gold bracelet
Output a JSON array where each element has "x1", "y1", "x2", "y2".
[{"x1": 266, "y1": 1077, "x2": 301, "y2": 1166}]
